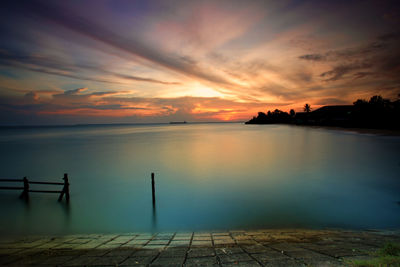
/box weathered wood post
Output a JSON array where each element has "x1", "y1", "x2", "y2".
[
  {"x1": 19, "y1": 176, "x2": 29, "y2": 199},
  {"x1": 58, "y1": 173, "x2": 70, "y2": 202},
  {"x1": 64, "y1": 173, "x2": 70, "y2": 202},
  {"x1": 151, "y1": 172, "x2": 155, "y2": 206}
]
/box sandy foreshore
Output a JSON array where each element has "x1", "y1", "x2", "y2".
[{"x1": 1, "y1": 229, "x2": 399, "y2": 266}]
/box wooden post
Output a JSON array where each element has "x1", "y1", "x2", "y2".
[
  {"x1": 19, "y1": 176, "x2": 29, "y2": 199},
  {"x1": 64, "y1": 173, "x2": 70, "y2": 202},
  {"x1": 151, "y1": 172, "x2": 155, "y2": 206},
  {"x1": 58, "y1": 173, "x2": 70, "y2": 202}
]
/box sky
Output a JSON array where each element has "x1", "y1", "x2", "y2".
[{"x1": 0, "y1": 0, "x2": 399, "y2": 125}]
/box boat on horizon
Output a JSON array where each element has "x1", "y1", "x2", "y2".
[{"x1": 169, "y1": 121, "x2": 187, "y2": 124}]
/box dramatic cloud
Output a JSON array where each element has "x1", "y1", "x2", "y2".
[
  {"x1": 320, "y1": 62, "x2": 372, "y2": 82},
  {"x1": 0, "y1": 50, "x2": 181, "y2": 85},
  {"x1": 299, "y1": 31, "x2": 400, "y2": 91},
  {"x1": 64, "y1": 88, "x2": 87, "y2": 95},
  {"x1": 298, "y1": 54, "x2": 326, "y2": 61},
  {"x1": 24, "y1": 91, "x2": 39, "y2": 101},
  {"x1": 1, "y1": 0, "x2": 400, "y2": 124},
  {"x1": 10, "y1": 0, "x2": 235, "y2": 88}
]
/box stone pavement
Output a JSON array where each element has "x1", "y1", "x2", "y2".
[{"x1": 1, "y1": 229, "x2": 399, "y2": 266}]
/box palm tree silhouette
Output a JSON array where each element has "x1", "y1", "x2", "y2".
[{"x1": 304, "y1": 103, "x2": 311, "y2": 113}]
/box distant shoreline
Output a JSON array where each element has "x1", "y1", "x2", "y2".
[{"x1": 245, "y1": 96, "x2": 400, "y2": 134}]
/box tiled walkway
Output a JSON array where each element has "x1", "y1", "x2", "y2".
[{"x1": 1, "y1": 229, "x2": 399, "y2": 266}]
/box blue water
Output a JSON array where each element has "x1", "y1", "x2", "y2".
[{"x1": 0, "y1": 123, "x2": 399, "y2": 236}]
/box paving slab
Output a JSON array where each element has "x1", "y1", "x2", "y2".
[
  {"x1": 215, "y1": 246, "x2": 244, "y2": 255},
  {"x1": 187, "y1": 247, "x2": 215, "y2": 258},
  {"x1": 154, "y1": 234, "x2": 174, "y2": 240},
  {"x1": 169, "y1": 240, "x2": 190, "y2": 247},
  {"x1": 158, "y1": 247, "x2": 187, "y2": 258},
  {"x1": 88, "y1": 255, "x2": 128, "y2": 266},
  {"x1": 193, "y1": 236, "x2": 212, "y2": 241},
  {"x1": 84, "y1": 248, "x2": 111, "y2": 257},
  {"x1": 220, "y1": 260, "x2": 261, "y2": 267},
  {"x1": 214, "y1": 239, "x2": 236, "y2": 246},
  {"x1": 191, "y1": 240, "x2": 213, "y2": 247},
  {"x1": 260, "y1": 257, "x2": 304, "y2": 267},
  {"x1": 38, "y1": 255, "x2": 76, "y2": 265},
  {"x1": 104, "y1": 248, "x2": 136, "y2": 257},
  {"x1": 218, "y1": 252, "x2": 254, "y2": 264},
  {"x1": 184, "y1": 256, "x2": 218, "y2": 266},
  {"x1": 151, "y1": 255, "x2": 185, "y2": 267},
  {"x1": 120, "y1": 255, "x2": 155, "y2": 266},
  {"x1": 147, "y1": 239, "x2": 170, "y2": 246},
  {"x1": 241, "y1": 244, "x2": 271, "y2": 254},
  {"x1": 133, "y1": 249, "x2": 161, "y2": 257},
  {"x1": 172, "y1": 234, "x2": 192, "y2": 241},
  {"x1": 250, "y1": 251, "x2": 290, "y2": 263},
  {"x1": 61, "y1": 255, "x2": 97, "y2": 266}
]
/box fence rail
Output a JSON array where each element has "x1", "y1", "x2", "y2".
[
  {"x1": 0, "y1": 186, "x2": 24, "y2": 190},
  {"x1": 29, "y1": 181, "x2": 64, "y2": 185},
  {"x1": 0, "y1": 173, "x2": 70, "y2": 202},
  {"x1": 0, "y1": 179, "x2": 23, "y2": 182}
]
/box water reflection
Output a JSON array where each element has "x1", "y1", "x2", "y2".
[
  {"x1": 152, "y1": 205, "x2": 157, "y2": 232},
  {"x1": 22, "y1": 195, "x2": 30, "y2": 226},
  {"x1": 60, "y1": 201, "x2": 71, "y2": 222}
]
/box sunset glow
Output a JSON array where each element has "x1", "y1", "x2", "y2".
[{"x1": 0, "y1": 0, "x2": 399, "y2": 125}]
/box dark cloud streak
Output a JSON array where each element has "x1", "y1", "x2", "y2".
[
  {"x1": 299, "y1": 32, "x2": 400, "y2": 83},
  {"x1": 17, "y1": 0, "x2": 233, "y2": 87},
  {"x1": 0, "y1": 50, "x2": 181, "y2": 85},
  {"x1": 320, "y1": 62, "x2": 372, "y2": 82}
]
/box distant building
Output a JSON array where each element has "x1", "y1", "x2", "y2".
[{"x1": 295, "y1": 105, "x2": 354, "y2": 126}]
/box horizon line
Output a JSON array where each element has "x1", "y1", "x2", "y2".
[{"x1": 0, "y1": 121, "x2": 246, "y2": 128}]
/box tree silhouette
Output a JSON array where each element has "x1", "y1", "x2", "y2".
[
  {"x1": 369, "y1": 95, "x2": 385, "y2": 106},
  {"x1": 245, "y1": 109, "x2": 291, "y2": 124},
  {"x1": 246, "y1": 95, "x2": 400, "y2": 129},
  {"x1": 304, "y1": 104, "x2": 311, "y2": 113},
  {"x1": 353, "y1": 99, "x2": 368, "y2": 106}
]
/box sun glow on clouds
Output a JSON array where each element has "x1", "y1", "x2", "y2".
[
  {"x1": 0, "y1": 0, "x2": 399, "y2": 125},
  {"x1": 163, "y1": 83, "x2": 225, "y2": 99}
]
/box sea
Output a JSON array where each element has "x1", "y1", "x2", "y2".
[{"x1": 0, "y1": 123, "x2": 399, "y2": 236}]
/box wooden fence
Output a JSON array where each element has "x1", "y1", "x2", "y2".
[{"x1": 0, "y1": 173, "x2": 70, "y2": 202}]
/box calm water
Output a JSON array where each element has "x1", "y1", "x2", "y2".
[{"x1": 0, "y1": 123, "x2": 399, "y2": 236}]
